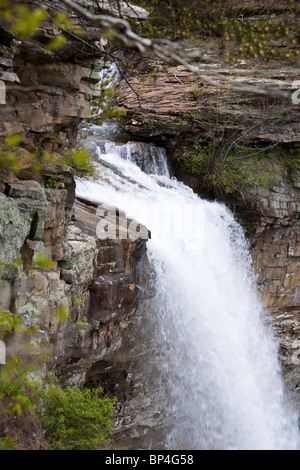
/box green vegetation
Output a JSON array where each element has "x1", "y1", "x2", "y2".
[
  {"x1": 0, "y1": 368, "x2": 116, "y2": 450},
  {"x1": 45, "y1": 176, "x2": 59, "y2": 189},
  {"x1": 0, "y1": 136, "x2": 96, "y2": 182},
  {"x1": 87, "y1": 75, "x2": 127, "y2": 128},
  {"x1": 0, "y1": 312, "x2": 42, "y2": 418},
  {"x1": 172, "y1": 139, "x2": 278, "y2": 197},
  {"x1": 132, "y1": 0, "x2": 299, "y2": 62},
  {"x1": 36, "y1": 381, "x2": 116, "y2": 450},
  {"x1": 0, "y1": 242, "x2": 114, "y2": 451},
  {"x1": 0, "y1": 0, "x2": 80, "y2": 50},
  {"x1": 281, "y1": 148, "x2": 300, "y2": 171},
  {"x1": 0, "y1": 437, "x2": 18, "y2": 449},
  {"x1": 33, "y1": 254, "x2": 55, "y2": 270},
  {"x1": 278, "y1": 148, "x2": 300, "y2": 185},
  {"x1": 0, "y1": 0, "x2": 298, "y2": 451},
  {"x1": 63, "y1": 148, "x2": 96, "y2": 179},
  {"x1": 0, "y1": 309, "x2": 116, "y2": 450}
]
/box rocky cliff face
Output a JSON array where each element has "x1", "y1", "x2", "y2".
[
  {"x1": 0, "y1": 165, "x2": 150, "y2": 389},
  {"x1": 0, "y1": 19, "x2": 102, "y2": 150},
  {"x1": 0, "y1": 0, "x2": 152, "y2": 392},
  {"x1": 0, "y1": 0, "x2": 149, "y2": 151},
  {"x1": 115, "y1": 57, "x2": 299, "y2": 144}
]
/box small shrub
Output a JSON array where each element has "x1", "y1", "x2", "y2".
[
  {"x1": 63, "y1": 149, "x2": 96, "y2": 179},
  {"x1": 33, "y1": 254, "x2": 54, "y2": 270},
  {"x1": 37, "y1": 383, "x2": 116, "y2": 450},
  {"x1": 45, "y1": 176, "x2": 59, "y2": 189},
  {"x1": 172, "y1": 141, "x2": 277, "y2": 197},
  {"x1": 0, "y1": 437, "x2": 18, "y2": 449}
]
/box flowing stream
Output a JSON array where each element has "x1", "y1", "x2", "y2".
[{"x1": 77, "y1": 136, "x2": 300, "y2": 450}]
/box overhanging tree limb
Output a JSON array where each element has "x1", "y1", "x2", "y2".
[{"x1": 60, "y1": 0, "x2": 294, "y2": 100}]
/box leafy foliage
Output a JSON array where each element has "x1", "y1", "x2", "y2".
[
  {"x1": 131, "y1": 0, "x2": 299, "y2": 62},
  {"x1": 0, "y1": 136, "x2": 40, "y2": 179},
  {"x1": 36, "y1": 381, "x2": 116, "y2": 450},
  {"x1": 0, "y1": 136, "x2": 96, "y2": 183},
  {"x1": 87, "y1": 71, "x2": 127, "y2": 128},
  {"x1": 0, "y1": 308, "x2": 116, "y2": 450},
  {"x1": 0, "y1": 0, "x2": 80, "y2": 50},
  {"x1": 172, "y1": 139, "x2": 278, "y2": 197},
  {"x1": 63, "y1": 148, "x2": 96, "y2": 179},
  {"x1": 0, "y1": 358, "x2": 33, "y2": 416},
  {"x1": 0, "y1": 310, "x2": 51, "y2": 417}
]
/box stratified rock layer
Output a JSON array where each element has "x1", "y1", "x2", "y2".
[{"x1": 0, "y1": 168, "x2": 150, "y2": 389}]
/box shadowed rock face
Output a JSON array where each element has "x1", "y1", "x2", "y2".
[
  {"x1": 0, "y1": 39, "x2": 103, "y2": 150},
  {"x1": 50, "y1": 195, "x2": 151, "y2": 387}
]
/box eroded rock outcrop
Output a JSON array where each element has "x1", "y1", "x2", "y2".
[
  {"x1": 54, "y1": 196, "x2": 150, "y2": 388},
  {"x1": 115, "y1": 59, "x2": 299, "y2": 145},
  {"x1": 0, "y1": 0, "x2": 150, "y2": 151},
  {"x1": 0, "y1": 0, "x2": 152, "y2": 393},
  {"x1": 0, "y1": 0, "x2": 105, "y2": 150},
  {"x1": 0, "y1": 166, "x2": 150, "y2": 389}
]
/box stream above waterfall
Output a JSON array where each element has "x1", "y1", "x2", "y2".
[{"x1": 77, "y1": 126, "x2": 300, "y2": 450}]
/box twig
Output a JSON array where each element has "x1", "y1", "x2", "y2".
[{"x1": 174, "y1": 74, "x2": 184, "y2": 85}]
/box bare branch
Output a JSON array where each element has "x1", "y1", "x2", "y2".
[
  {"x1": 50, "y1": 1, "x2": 296, "y2": 100},
  {"x1": 60, "y1": 0, "x2": 151, "y2": 53}
]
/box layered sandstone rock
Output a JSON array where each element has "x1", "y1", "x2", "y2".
[
  {"x1": 54, "y1": 196, "x2": 150, "y2": 387},
  {"x1": 0, "y1": 165, "x2": 150, "y2": 388},
  {"x1": 115, "y1": 60, "x2": 299, "y2": 144},
  {"x1": 0, "y1": 0, "x2": 103, "y2": 150},
  {"x1": 0, "y1": 0, "x2": 150, "y2": 151}
]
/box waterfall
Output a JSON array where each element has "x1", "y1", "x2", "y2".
[{"x1": 76, "y1": 138, "x2": 300, "y2": 450}]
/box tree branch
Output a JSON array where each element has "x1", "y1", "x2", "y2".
[{"x1": 60, "y1": 0, "x2": 294, "y2": 100}]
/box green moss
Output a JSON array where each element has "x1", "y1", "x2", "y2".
[
  {"x1": 281, "y1": 148, "x2": 300, "y2": 171},
  {"x1": 0, "y1": 437, "x2": 18, "y2": 450}
]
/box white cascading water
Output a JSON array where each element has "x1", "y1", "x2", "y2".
[{"x1": 76, "y1": 139, "x2": 300, "y2": 450}]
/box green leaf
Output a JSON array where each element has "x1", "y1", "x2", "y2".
[{"x1": 45, "y1": 35, "x2": 66, "y2": 51}]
